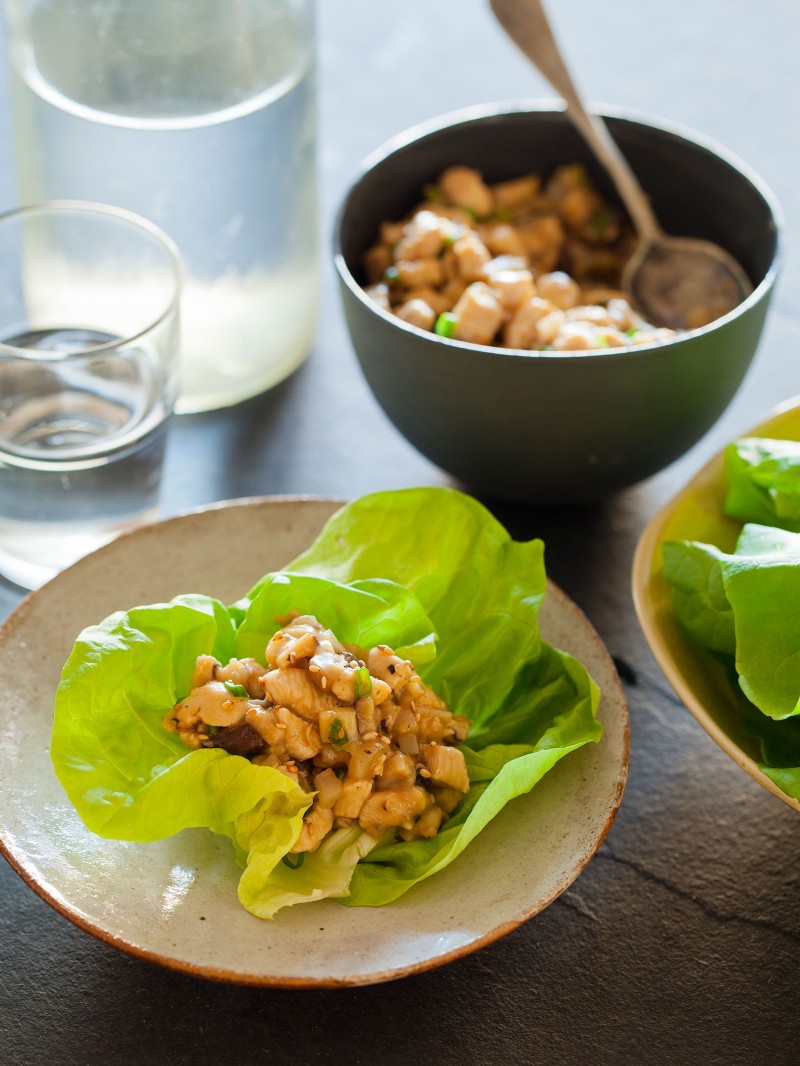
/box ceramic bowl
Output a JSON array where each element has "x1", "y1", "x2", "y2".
[{"x1": 334, "y1": 102, "x2": 781, "y2": 503}]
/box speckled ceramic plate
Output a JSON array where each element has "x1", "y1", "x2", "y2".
[
  {"x1": 0, "y1": 497, "x2": 628, "y2": 986},
  {"x1": 632, "y1": 397, "x2": 800, "y2": 813}
]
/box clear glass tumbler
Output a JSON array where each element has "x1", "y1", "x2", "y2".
[
  {"x1": 0, "y1": 201, "x2": 182, "y2": 590},
  {"x1": 5, "y1": 0, "x2": 319, "y2": 414}
]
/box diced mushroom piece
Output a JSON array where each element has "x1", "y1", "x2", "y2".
[
  {"x1": 419, "y1": 743, "x2": 470, "y2": 793},
  {"x1": 216, "y1": 657, "x2": 267, "y2": 698},
  {"x1": 291, "y1": 804, "x2": 334, "y2": 854},
  {"x1": 537, "y1": 271, "x2": 581, "y2": 310},
  {"x1": 503, "y1": 297, "x2": 554, "y2": 349},
  {"x1": 395, "y1": 297, "x2": 436, "y2": 331},
  {"x1": 358, "y1": 785, "x2": 429, "y2": 835},
  {"x1": 334, "y1": 778, "x2": 373, "y2": 819},
  {"x1": 262, "y1": 668, "x2": 341, "y2": 722},
  {"x1": 394, "y1": 257, "x2": 443, "y2": 289},
  {"x1": 451, "y1": 283, "x2": 504, "y2": 346},
  {"x1": 205, "y1": 720, "x2": 266, "y2": 757},
  {"x1": 450, "y1": 232, "x2": 492, "y2": 282},
  {"x1": 394, "y1": 210, "x2": 447, "y2": 260},
  {"x1": 438, "y1": 165, "x2": 493, "y2": 218}
]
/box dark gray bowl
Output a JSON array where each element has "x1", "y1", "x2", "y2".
[{"x1": 334, "y1": 103, "x2": 781, "y2": 503}]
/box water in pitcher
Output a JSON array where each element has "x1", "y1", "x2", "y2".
[
  {"x1": 8, "y1": 0, "x2": 318, "y2": 412},
  {"x1": 0, "y1": 327, "x2": 168, "y2": 588}
]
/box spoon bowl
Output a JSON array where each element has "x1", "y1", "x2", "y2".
[{"x1": 490, "y1": 0, "x2": 752, "y2": 329}]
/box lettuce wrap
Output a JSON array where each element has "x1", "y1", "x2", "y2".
[{"x1": 53, "y1": 488, "x2": 602, "y2": 918}]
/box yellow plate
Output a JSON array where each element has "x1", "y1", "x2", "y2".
[{"x1": 632, "y1": 396, "x2": 800, "y2": 813}]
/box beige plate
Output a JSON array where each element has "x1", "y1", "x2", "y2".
[
  {"x1": 0, "y1": 497, "x2": 628, "y2": 986},
  {"x1": 632, "y1": 397, "x2": 800, "y2": 813}
]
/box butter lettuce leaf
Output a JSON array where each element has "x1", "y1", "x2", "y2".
[
  {"x1": 53, "y1": 488, "x2": 602, "y2": 918},
  {"x1": 724, "y1": 437, "x2": 800, "y2": 530}
]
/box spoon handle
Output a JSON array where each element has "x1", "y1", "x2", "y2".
[{"x1": 490, "y1": 0, "x2": 662, "y2": 243}]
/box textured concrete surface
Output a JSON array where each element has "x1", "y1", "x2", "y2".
[{"x1": 1, "y1": 2, "x2": 799, "y2": 1063}]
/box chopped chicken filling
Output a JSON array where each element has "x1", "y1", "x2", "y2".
[
  {"x1": 364, "y1": 163, "x2": 679, "y2": 350},
  {"x1": 163, "y1": 615, "x2": 470, "y2": 853}
]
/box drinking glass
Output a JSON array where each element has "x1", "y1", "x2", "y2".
[
  {"x1": 5, "y1": 0, "x2": 319, "y2": 414},
  {"x1": 0, "y1": 200, "x2": 182, "y2": 590}
]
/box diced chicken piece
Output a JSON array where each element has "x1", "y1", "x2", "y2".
[
  {"x1": 598, "y1": 328, "x2": 628, "y2": 349},
  {"x1": 440, "y1": 277, "x2": 468, "y2": 308},
  {"x1": 399, "y1": 802, "x2": 443, "y2": 841},
  {"x1": 550, "y1": 322, "x2": 602, "y2": 351},
  {"x1": 484, "y1": 268, "x2": 536, "y2": 310},
  {"x1": 483, "y1": 254, "x2": 529, "y2": 276},
  {"x1": 395, "y1": 298, "x2": 436, "y2": 331},
  {"x1": 171, "y1": 680, "x2": 250, "y2": 729},
  {"x1": 394, "y1": 210, "x2": 447, "y2": 260},
  {"x1": 216, "y1": 657, "x2": 267, "y2": 698},
  {"x1": 535, "y1": 309, "x2": 567, "y2": 346},
  {"x1": 379, "y1": 220, "x2": 404, "y2": 246},
  {"x1": 416, "y1": 707, "x2": 459, "y2": 744},
  {"x1": 367, "y1": 646, "x2": 415, "y2": 693},
  {"x1": 451, "y1": 232, "x2": 492, "y2": 282},
  {"x1": 419, "y1": 744, "x2": 470, "y2": 793},
  {"x1": 395, "y1": 257, "x2": 443, "y2": 289},
  {"x1": 276, "y1": 706, "x2": 323, "y2": 761},
  {"x1": 376, "y1": 750, "x2": 417, "y2": 790},
  {"x1": 363, "y1": 244, "x2": 392, "y2": 284},
  {"x1": 515, "y1": 215, "x2": 564, "y2": 266},
  {"x1": 358, "y1": 785, "x2": 429, "y2": 835},
  {"x1": 439, "y1": 165, "x2": 493, "y2": 218},
  {"x1": 262, "y1": 668, "x2": 341, "y2": 722},
  {"x1": 334, "y1": 778, "x2": 373, "y2": 819},
  {"x1": 482, "y1": 223, "x2": 527, "y2": 258},
  {"x1": 191, "y1": 655, "x2": 219, "y2": 689},
  {"x1": 291, "y1": 804, "x2": 334, "y2": 854},
  {"x1": 537, "y1": 271, "x2": 581, "y2": 310},
  {"x1": 451, "y1": 282, "x2": 504, "y2": 346},
  {"x1": 491, "y1": 174, "x2": 541, "y2": 211},
  {"x1": 402, "y1": 286, "x2": 451, "y2": 316},
  {"x1": 565, "y1": 304, "x2": 614, "y2": 326},
  {"x1": 605, "y1": 298, "x2": 638, "y2": 331},
  {"x1": 503, "y1": 296, "x2": 555, "y2": 349},
  {"x1": 266, "y1": 621, "x2": 321, "y2": 669},
  {"x1": 365, "y1": 283, "x2": 391, "y2": 312}
]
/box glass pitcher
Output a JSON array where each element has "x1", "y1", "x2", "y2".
[{"x1": 5, "y1": 0, "x2": 318, "y2": 413}]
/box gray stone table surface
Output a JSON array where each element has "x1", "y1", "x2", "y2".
[{"x1": 1, "y1": 2, "x2": 799, "y2": 1063}]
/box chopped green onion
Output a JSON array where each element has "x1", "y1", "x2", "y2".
[
  {"x1": 625, "y1": 327, "x2": 639, "y2": 338},
  {"x1": 329, "y1": 717, "x2": 349, "y2": 746},
  {"x1": 462, "y1": 206, "x2": 479, "y2": 221},
  {"x1": 423, "y1": 182, "x2": 442, "y2": 202},
  {"x1": 434, "y1": 312, "x2": 458, "y2": 339},
  {"x1": 384, "y1": 265, "x2": 400, "y2": 284},
  {"x1": 596, "y1": 335, "x2": 609, "y2": 348},
  {"x1": 494, "y1": 208, "x2": 513, "y2": 223},
  {"x1": 281, "y1": 852, "x2": 305, "y2": 870},
  {"x1": 335, "y1": 767, "x2": 347, "y2": 781},
  {"x1": 223, "y1": 681, "x2": 249, "y2": 698},
  {"x1": 589, "y1": 208, "x2": 613, "y2": 233},
  {"x1": 354, "y1": 665, "x2": 372, "y2": 699}
]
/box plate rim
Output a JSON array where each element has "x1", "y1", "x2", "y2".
[
  {"x1": 632, "y1": 397, "x2": 800, "y2": 814},
  {"x1": 0, "y1": 495, "x2": 629, "y2": 986}
]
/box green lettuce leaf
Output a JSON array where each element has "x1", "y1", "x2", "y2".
[
  {"x1": 53, "y1": 488, "x2": 602, "y2": 918},
  {"x1": 724, "y1": 437, "x2": 800, "y2": 530}
]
